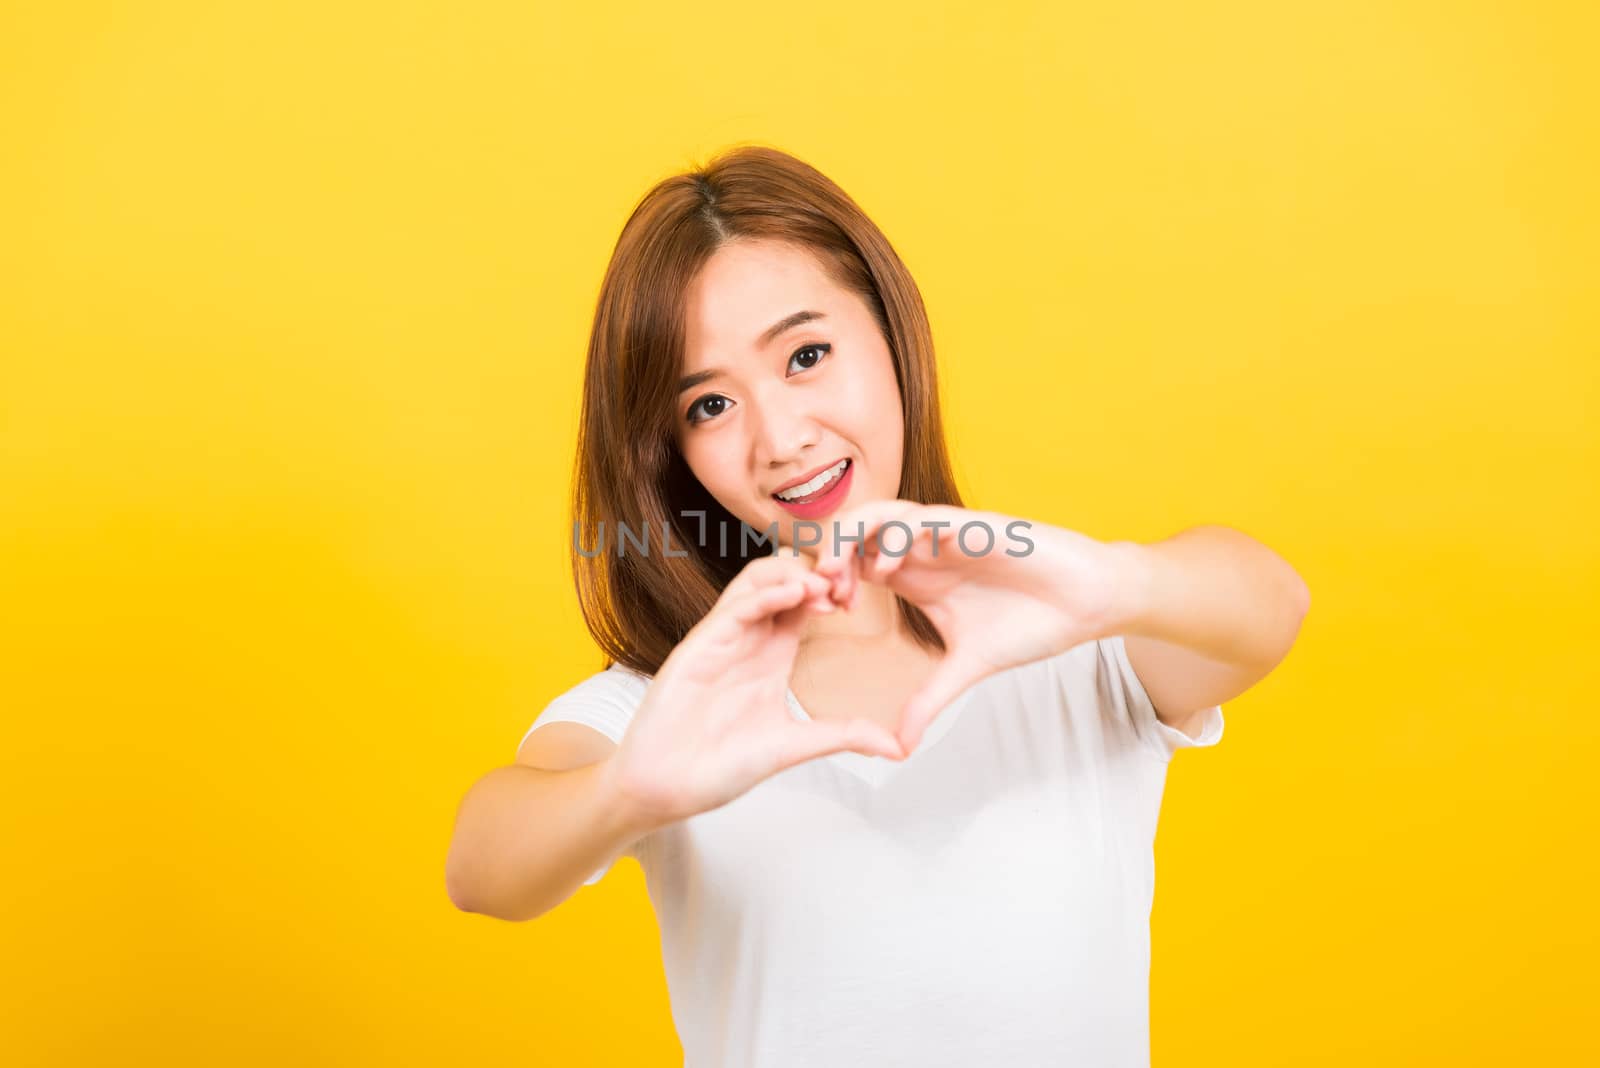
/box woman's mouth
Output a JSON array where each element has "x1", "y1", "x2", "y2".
[{"x1": 771, "y1": 459, "x2": 853, "y2": 519}]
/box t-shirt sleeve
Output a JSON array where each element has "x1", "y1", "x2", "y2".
[
  {"x1": 517, "y1": 663, "x2": 652, "y2": 886},
  {"x1": 1094, "y1": 634, "x2": 1225, "y2": 762}
]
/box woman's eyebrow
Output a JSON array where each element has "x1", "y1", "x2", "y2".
[
  {"x1": 756, "y1": 309, "x2": 826, "y2": 347},
  {"x1": 677, "y1": 310, "x2": 829, "y2": 394},
  {"x1": 678, "y1": 368, "x2": 720, "y2": 394}
]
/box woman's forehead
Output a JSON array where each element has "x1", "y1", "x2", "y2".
[{"x1": 682, "y1": 241, "x2": 845, "y2": 358}]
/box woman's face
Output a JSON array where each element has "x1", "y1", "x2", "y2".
[{"x1": 674, "y1": 238, "x2": 904, "y2": 557}]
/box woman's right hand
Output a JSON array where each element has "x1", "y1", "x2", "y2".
[{"x1": 603, "y1": 553, "x2": 905, "y2": 826}]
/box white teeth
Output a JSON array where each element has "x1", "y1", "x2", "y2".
[{"x1": 775, "y1": 460, "x2": 848, "y2": 501}]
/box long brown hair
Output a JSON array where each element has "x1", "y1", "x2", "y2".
[{"x1": 571, "y1": 144, "x2": 965, "y2": 676}]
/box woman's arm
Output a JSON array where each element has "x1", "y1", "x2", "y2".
[
  {"x1": 809, "y1": 502, "x2": 1310, "y2": 750},
  {"x1": 1106, "y1": 525, "x2": 1311, "y2": 733},
  {"x1": 447, "y1": 555, "x2": 904, "y2": 922},
  {"x1": 445, "y1": 743, "x2": 659, "y2": 923}
]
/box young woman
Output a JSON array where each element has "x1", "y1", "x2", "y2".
[{"x1": 446, "y1": 145, "x2": 1310, "y2": 1067}]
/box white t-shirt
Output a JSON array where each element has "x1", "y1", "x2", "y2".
[{"x1": 520, "y1": 635, "x2": 1224, "y2": 1068}]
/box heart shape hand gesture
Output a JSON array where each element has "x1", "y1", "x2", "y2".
[
  {"x1": 605, "y1": 502, "x2": 1135, "y2": 830},
  {"x1": 812, "y1": 501, "x2": 1132, "y2": 752},
  {"x1": 606, "y1": 552, "x2": 908, "y2": 825}
]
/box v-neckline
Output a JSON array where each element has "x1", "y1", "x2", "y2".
[{"x1": 784, "y1": 683, "x2": 975, "y2": 787}]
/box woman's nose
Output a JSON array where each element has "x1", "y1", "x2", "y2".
[{"x1": 752, "y1": 393, "x2": 821, "y2": 467}]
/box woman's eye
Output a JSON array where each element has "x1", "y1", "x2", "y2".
[
  {"x1": 787, "y1": 343, "x2": 831, "y2": 374},
  {"x1": 686, "y1": 344, "x2": 829, "y2": 426},
  {"x1": 687, "y1": 394, "x2": 732, "y2": 425}
]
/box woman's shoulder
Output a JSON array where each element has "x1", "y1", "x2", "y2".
[
  {"x1": 530, "y1": 661, "x2": 653, "y2": 740},
  {"x1": 566, "y1": 660, "x2": 651, "y2": 690},
  {"x1": 553, "y1": 661, "x2": 653, "y2": 712}
]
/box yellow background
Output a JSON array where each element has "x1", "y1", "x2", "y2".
[{"x1": 3, "y1": 2, "x2": 1595, "y2": 1064}]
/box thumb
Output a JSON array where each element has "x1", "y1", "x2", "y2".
[
  {"x1": 765, "y1": 716, "x2": 905, "y2": 774},
  {"x1": 897, "y1": 654, "x2": 979, "y2": 753}
]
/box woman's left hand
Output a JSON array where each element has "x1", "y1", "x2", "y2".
[{"x1": 812, "y1": 501, "x2": 1138, "y2": 752}]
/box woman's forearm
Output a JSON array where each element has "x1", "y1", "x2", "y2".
[{"x1": 445, "y1": 757, "x2": 662, "y2": 922}]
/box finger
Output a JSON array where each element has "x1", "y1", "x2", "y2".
[
  {"x1": 878, "y1": 519, "x2": 967, "y2": 588},
  {"x1": 858, "y1": 521, "x2": 912, "y2": 584},
  {"x1": 833, "y1": 542, "x2": 857, "y2": 607},
  {"x1": 770, "y1": 576, "x2": 840, "y2": 637},
  {"x1": 799, "y1": 584, "x2": 837, "y2": 615},
  {"x1": 868, "y1": 513, "x2": 929, "y2": 583},
  {"x1": 858, "y1": 506, "x2": 923, "y2": 578},
  {"x1": 847, "y1": 542, "x2": 866, "y2": 610},
  {"x1": 815, "y1": 499, "x2": 921, "y2": 580},
  {"x1": 738, "y1": 566, "x2": 830, "y2": 621},
  {"x1": 896, "y1": 655, "x2": 979, "y2": 753},
  {"x1": 766, "y1": 716, "x2": 905, "y2": 773},
  {"x1": 732, "y1": 552, "x2": 824, "y2": 598},
  {"x1": 869, "y1": 538, "x2": 902, "y2": 581},
  {"x1": 723, "y1": 578, "x2": 810, "y2": 627},
  {"x1": 837, "y1": 529, "x2": 877, "y2": 599},
  {"x1": 800, "y1": 571, "x2": 833, "y2": 608},
  {"x1": 839, "y1": 530, "x2": 866, "y2": 606},
  {"x1": 828, "y1": 552, "x2": 854, "y2": 605},
  {"x1": 793, "y1": 547, "x2": 849, "y2": 607},
  {"x1": 823, "y1": 501, "x2": 972, "y2": 579},
  {"x1": 837, "y1": 506, "x2": 920, "y2": 604}
]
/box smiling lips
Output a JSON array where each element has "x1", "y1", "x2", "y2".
[
  {"x1": 774, "y1": 458, "x2": 849, "y2": 500},
  {"x1": 772, "y1": 458, "x2": 854, "y2": 519}
]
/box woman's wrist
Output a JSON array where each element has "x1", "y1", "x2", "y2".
[
  {"x1": 594, "y1": 751, "x2": 676, "y2": 840},
  {"x1": 1095, "y1": 538, "x2": 1157, "y2": 640}
]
